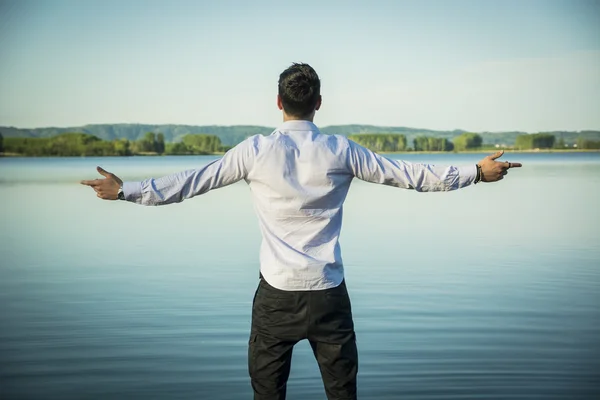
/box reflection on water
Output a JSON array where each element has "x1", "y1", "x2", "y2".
[{"x1": 1, "y1": 153, "x2": 599, "y2": 399}]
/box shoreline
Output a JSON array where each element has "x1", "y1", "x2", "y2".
[
  {"x1": 1, "y1": 149, "x2": 599, "y2": 158},
  {"x1": 381, "y1": 149, "x2": 600, "y2": 154}
]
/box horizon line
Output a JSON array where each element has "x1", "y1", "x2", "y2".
[{"x1": 1, "y1": 122, "x2": 599, "y2": 134}]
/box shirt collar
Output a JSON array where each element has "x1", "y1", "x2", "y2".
[{"x1": 277, "y1": 120, "x2": 320, "y2": 132}]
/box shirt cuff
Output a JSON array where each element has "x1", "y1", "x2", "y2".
[
  {"x1": 122, "y1": 181, "x2": 143, "y2": 203},
  {"x1": 457, "y1": 164, "x2": 478, "y2": 187}
]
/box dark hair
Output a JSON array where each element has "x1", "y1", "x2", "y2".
[{"x1": 278, "y1": 63, "x2": 321, "y2": 118}]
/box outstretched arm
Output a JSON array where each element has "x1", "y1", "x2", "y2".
[
  {"x1": 347, "y1": 140, "x2": 521, "y2": 192},
  {"x1": 81, "y1": 139, "x2": 254, "y2": 205}
]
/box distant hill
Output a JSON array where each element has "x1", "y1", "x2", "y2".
[
  {"x1": 0, "y1": 124, "x2": 274, "y2": 146},
  {"x1": 1, "y1": 123, "x2": 599, "y2": 147}
]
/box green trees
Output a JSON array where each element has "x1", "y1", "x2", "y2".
[
  {"x1": 113, "y1": 139, "x2": 131, "y2": 156},
  {"x1": 515, "y1": 133, "x2": 555, "y2": 150},
  {"x1": 142, "y1": 132, "x2": 157, "y2": 152},
  {"x1": 162, "y1": 134, "x2": 224, "y2": 155},
  {"x1": 156, "y1": 133, "x2": 165, "y2": 154},
  {"x1": 0, "y1": 132, "x2": 3, "y2": 153},
  {"x1": 2, "y1": 132, "x2": 226, "y2": 156},
  {"x1": 8, "y1": 129, "x2": 594, "y2": 156},
  {"x1": 576, "y1": 137, "x2": 600, "y2": 149},
  {"x1": 130, "y1": 132, "x2": 167, "y2": 154},
  {"x1": 165, "y1": 142, "x2": 189, "y2": 155},
  {"x1": 181, "y1": 134, "x2": 222, "y2": 153},
  {"x1": 3, "y1": 133, "x2": 132, "y2": 156},
  {"x1": 452, "y1": 133, "x2": 482, "y2": 151},
  {"x1": 3, "y1": 138, "x2": 43, "y2": 156},
  {"x1": 347, "y1": 134, "x2": 407, "y2": 152},
  {"x1": 163, "y1": 134, "x2": 223, "y2": 155},
  {"x1": 45, "y1": 133, "x2": 100, "y2": 156},
  {"x1": 413, "y1": 136, "x2": 454, "y2": 151},
  {"x1": 133, "y1": 132, "x2": 159, "y2": 153}
]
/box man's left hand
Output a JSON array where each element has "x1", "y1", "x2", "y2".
[{"x1": 477, "y1": 150, "x2": 522, "y2": 183}]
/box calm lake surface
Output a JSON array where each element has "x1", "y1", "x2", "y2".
[{"x1": 1, "y1": 152, "x2": 599, "y2": 399}]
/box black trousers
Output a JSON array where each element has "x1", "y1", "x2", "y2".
[{"x1": 248, "y1": 276, "x2": 358, "y2": 400}]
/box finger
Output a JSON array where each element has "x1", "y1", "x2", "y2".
[
  {"x1": 81, "y1": 179, "x2": 100, "y2": 186},
  {"x1": 487, "y1": 150, "x2": 504, "y2": 160},
  {"x1": 97, "y1": 166, "x2": 111, "y2": 178}
]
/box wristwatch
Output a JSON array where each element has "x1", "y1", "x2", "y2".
[
  {"x1": 474, "y1": 164, "x2": 482, "y2": 184},
  {"x1": 117, "y1": 186, "x2": 125, "y2": 200}
]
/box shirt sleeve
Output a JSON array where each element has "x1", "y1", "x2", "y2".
[
  {"x1": 346, "y1": 139, "x2": 477, "y2": 192},
  {"x1": 122, "y1": 138, "x2": 254, "y2": 205}
]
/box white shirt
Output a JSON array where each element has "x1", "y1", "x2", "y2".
[{"x1": 123, "y1": 120, "x2": 476, "y2": 290}]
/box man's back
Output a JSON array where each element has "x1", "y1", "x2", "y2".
[{"x1": 246, "y1": 120, "x2": 353, "y2": 290}]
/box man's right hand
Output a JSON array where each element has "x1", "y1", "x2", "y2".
[
  {"x1": 81, "y1": 166, "x2": 123, "y2": 200},
  {"x1": 477, "y1": 150, "x2": 522, "y2": 183}
]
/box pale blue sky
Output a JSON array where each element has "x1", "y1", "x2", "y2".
[{"x1": 1, "y1": 0, "x2": 598, "y2": 131}]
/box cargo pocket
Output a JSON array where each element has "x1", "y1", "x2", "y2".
[{"x1": 248, "y1": 333, "x2": 258, "y2": 378}]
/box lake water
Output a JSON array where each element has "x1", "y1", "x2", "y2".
[{"x1": 1, "y1": 152, "x2": 599, "y2": 399}]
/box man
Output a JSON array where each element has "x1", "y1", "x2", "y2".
[{"x1": 82, "y1": 63, "x2": 521, "y2": 400}]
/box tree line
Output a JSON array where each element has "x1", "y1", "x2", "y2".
[
  {"x1": 350, "y1": 132, "x2": 600, "y2": 152},
  {"x1": 349, "y1": 132, "x2": 481, "y2": 152},
  {"x1": 348, "y1": 134, "x2": 408, "y2": 152},
  {"x1": 2, "y1": 130, "x2": 599, "y2": 157},
  {"x1": 4, "y1": 123, "x2": 600, "y2": 148},
  {"x1": 1, "y1": 132, "x2": 229, "y2": 157},
  {"x1": 514, "y1": 133, "x2": 600, "y2": 150}
]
